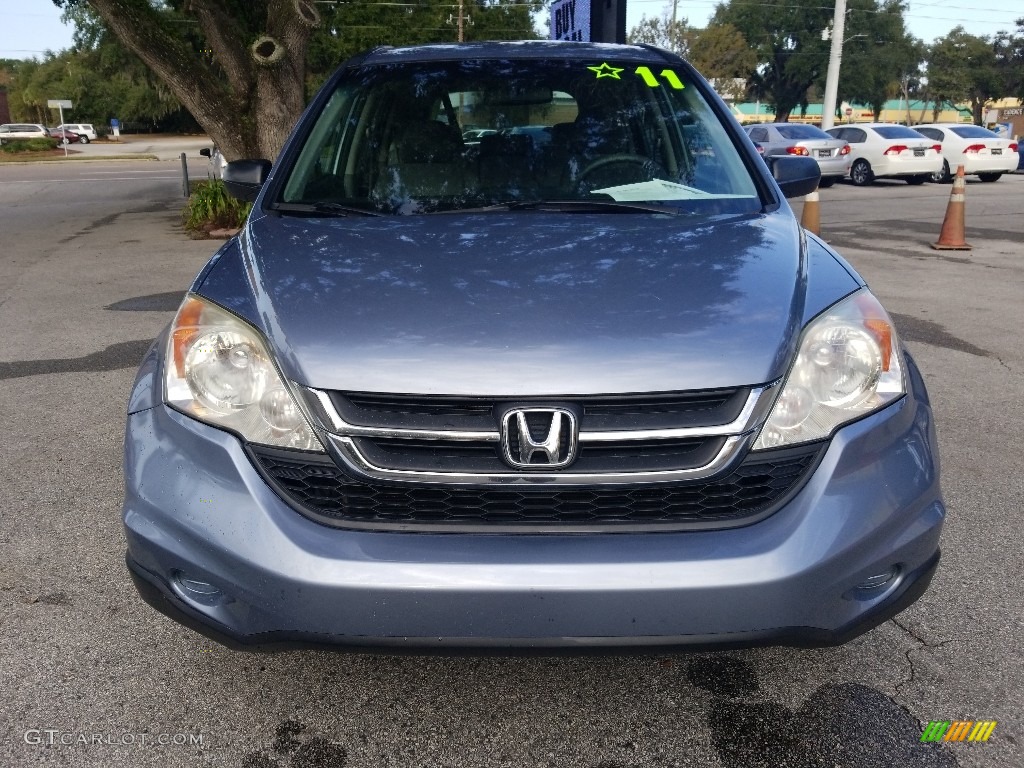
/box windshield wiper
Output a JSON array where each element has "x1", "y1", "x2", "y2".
[
  {"x1": 271, "y1": 201, "x2": 382, "y2": 217},
  {"x1": 429, "y1": 199, "x2": 680, "y2": 215}
]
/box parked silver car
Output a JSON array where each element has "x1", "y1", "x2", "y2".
[
  {"x1": 744, "y1": 123, "x2": 851, "y2": 186},
  {"x1": 0, "y1": 123, "x2": 51, "y2": 144}
]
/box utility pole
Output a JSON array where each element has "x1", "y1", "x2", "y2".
[
  {"x1": 820, "y1": 0, "x2": 847, "y2": 131},
  {"x1": 671, "y1": 0, "x2": 678, "y2": 53},
  {"x1": 457, "y1": 0, "x2": 465, "y2": 42}
]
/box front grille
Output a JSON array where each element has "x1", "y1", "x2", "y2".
[
  {"x1": 249, "y1": 443, "x2": 822, "y2": 532},
  {"x1": 350, "y1": 435, "x2": 726, "y2": 474},
  {"x1": 330, "y1": 388, "x2": 748, "y2": 431},
  {"x1": 316, "y1": 388, "x2": 755, "y2": 476}
]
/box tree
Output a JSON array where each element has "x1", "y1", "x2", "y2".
[
  {"x1": 628, "y1": 12, "x2": 689, "y2": 55},
  {"x1": 832, "y1": 0, "x2": 923, "y2": 123},
  {"x1": 51, "y1": 0, "x2": 326, "y2": 161},
  {"x1": 993, "y1": 18, "x2": 1024, "y2": 101},
  {"x1": 54, "y1": 0, "x2": 541, "y2": 162},
  {"x1": 5, "y1": 23, "x2": 190, "y2": 130},
  {"x1": 308, "y1": 0, "x2": 542, "y2": 93},
  {"x1": 928, "y1": 27, "x2": 1002, "y2": 125},
  {"x1": 711, "y1": 0, "x2": 833, "y2": 122},
  {"x1": 686, "y1": 23, "x2": 757, "y2": 102}
]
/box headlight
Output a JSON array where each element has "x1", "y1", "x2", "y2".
[
  {"x1": 753, "y1": 289, "x2": 905, "y2": 450},
  {"x1": 164, "y1": 294, "x2": 323, "y2": 451}
]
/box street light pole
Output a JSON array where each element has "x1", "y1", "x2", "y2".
[{"x1": 820, "y1": 0, "x2": 847, "y2": 130}]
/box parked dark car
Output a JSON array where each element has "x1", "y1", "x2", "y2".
[
  {"x1": 48, "y1": 127, "x2": 82, "y2": 145},
  {"x1": 123, "y1": 42, "x2": 943, "y2": 652}
]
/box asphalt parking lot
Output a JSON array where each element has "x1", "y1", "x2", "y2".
[{"x1": 0, "y1": 156, "x2": 1021, "y2": 768}]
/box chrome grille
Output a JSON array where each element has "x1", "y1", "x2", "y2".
[{"x1": 301, "y1": 384, "x2": 777, "y2": 485}]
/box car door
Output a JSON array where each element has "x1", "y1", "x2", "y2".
[{"x1": 835, "y1": 127, "x2": 867, "y2": 162}]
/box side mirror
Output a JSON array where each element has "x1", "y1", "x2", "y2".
[
  {"x1": 223, "y1": 160, "x2": 272, "y2": 202},
  {"x1": 199, "y1": 147, "x2": 212, "y2": 158},
  {"x1": 767, "y1": 156, "x2": 821, "y2": 198}
]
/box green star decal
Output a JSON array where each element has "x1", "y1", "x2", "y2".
[{"x1": 587, "y1": 62, "x2": 624, "y2": 80}]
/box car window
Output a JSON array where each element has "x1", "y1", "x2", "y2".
[
  {"x1": 872, "y1": 126, "x2": 927, "y2": 140},
  {"x1": 749, "y1": 126, "x2": 768, "y2": 142},
  {"x1": 278, "y1": 58, "x2": 761, "y2": 215},
  {"x1": 915, "y1": 127, "x2": 941, "y2": 141},
  {"x1": 846, "y1": 129, "x2": 866, "y2": 143},
  {"x1": 950, "y1": 126, "x2": 999, "y2": 139},
  {"x1": 775, "y1": 124, "x2": 830, "y2": 140}
]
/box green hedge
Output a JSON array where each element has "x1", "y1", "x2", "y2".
[{"x1": 0, "y1": 138, "x2": 58, "y2": 153}]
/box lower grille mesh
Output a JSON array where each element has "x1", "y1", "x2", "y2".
[{"x1": 250, "y1": 444, "x2": 822, "y2": 531}]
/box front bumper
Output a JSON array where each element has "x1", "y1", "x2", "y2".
[{"x1": 123, "y1": 359, "x2": 944, "y2": 651}]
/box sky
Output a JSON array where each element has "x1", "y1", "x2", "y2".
[{"x1": 1, "y1": 0, "x2": 1022, "y2": 60}]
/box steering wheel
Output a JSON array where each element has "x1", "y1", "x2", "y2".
[{"x1": 576, "y1": 154, "x2": 662, "y2": 185}]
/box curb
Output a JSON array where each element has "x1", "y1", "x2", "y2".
[{"x1": 0, "y1": 154, "x2": 161, "y2": 164}]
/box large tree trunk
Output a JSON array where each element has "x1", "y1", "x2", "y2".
[{"x1": 85, "y1": 0, "x2": 317, "y2": 161}]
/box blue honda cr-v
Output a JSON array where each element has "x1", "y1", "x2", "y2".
[{"x1": 123, "y1": 41, "x2": 944, "y2": 650}]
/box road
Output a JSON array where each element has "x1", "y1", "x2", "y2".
[{"x1": 0, "y1": 159, "x2": 1021, "y2": 768}]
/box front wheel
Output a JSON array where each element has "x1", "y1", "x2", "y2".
[
  {"x1": 61, "y1": 137, "x2": 70, "y2": 145},
  {"x1": 817, "y1": 177, "x2": 837, "y2": 188},
  {"x1": 931, "y1": 160, "x2": 951, "y2": 184},
  {"x1": 850, "y1": 159, "x2": 873, "y2": 187},
  {"x1": 905, "y1": 175, "x2": 929, "y2": 185},
  {"x1": 977, "y1": 172, "x2": 1002, "y2": 182},
  {"x1": 79, "y1": 136, "x2": 90, "y2": 144}
]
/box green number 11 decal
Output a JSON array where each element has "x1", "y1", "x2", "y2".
[{"x1": 635, "y1": 66, "x2": 685, "y2": 90}]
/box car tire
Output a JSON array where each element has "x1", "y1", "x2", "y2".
[
  {"x1": 977, "y1": 172, "x2": 1002, "y2": 182},
  {"x1": 931, "y1": 160, "x2": 951, "y2": 184},
  {"x1": 850, "y1": 159, "x2": 873, "y2": 187},
  {"x1": 818, "y1": 177, "x2": 837, "y2": 188},
  {"x1": 61, "y1": 137, "x2": 70, "y2": 145},
  {"x1": 905, "y1": 175, "x2": 928, "y2": 185},
  {"x1": 79, "y1": 136, "x2": 90, "y2": 144}
]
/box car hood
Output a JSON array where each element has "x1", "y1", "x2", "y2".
[{"x1": 202, "y1": 210, "x2": 810, "y2": 395}]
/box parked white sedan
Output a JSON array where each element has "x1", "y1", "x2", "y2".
[
  {"x1": 825, "y1": 123, "x2": 942, "y2": 186},
  {"x1": 913, "y1": 123, "x2": 1018, "y2": 183}
]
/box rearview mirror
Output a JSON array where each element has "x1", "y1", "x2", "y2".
[
  {"x1": 199, "y1": 147, "x2": 212, "y2": 158},
  {"x1": 767, "y1": 156, "x2": 821, "y2": 198},
  {"x1": 223, "y1": 160, "x2": 272, "y2": 202}
]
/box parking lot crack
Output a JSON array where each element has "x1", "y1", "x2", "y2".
[{"x1": 890, "y1": 617, "x2": 954, "y2": 728}]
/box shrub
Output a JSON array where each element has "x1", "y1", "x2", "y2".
[
  {"x1": 183, "y1": 180, "x2": 251, "y2": 233},
  {"x1": 0, "y1": 138, "x2": 58, "y2": 153}
]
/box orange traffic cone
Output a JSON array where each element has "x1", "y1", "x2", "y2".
[
  {"x1": 931, "y1": 164, "x2": 971, "y2": 250},
  {"x1": 800, "y1": 188, "x2": 820, "y2": 236}
]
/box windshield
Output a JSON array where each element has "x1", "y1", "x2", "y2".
[{"x1": 277, "y1": 58, "x2": 760, "y2": 215}]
